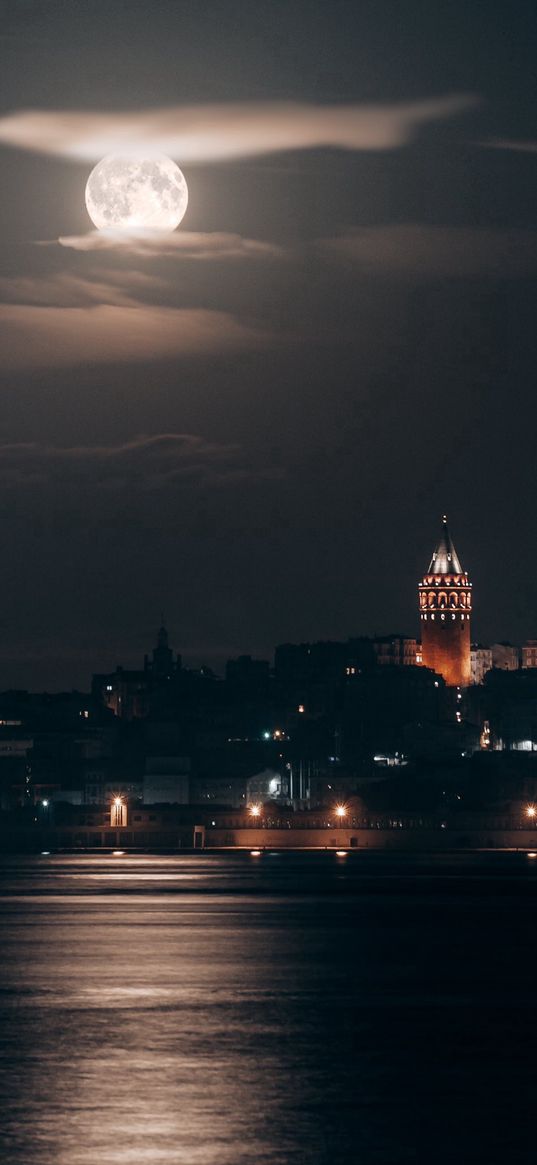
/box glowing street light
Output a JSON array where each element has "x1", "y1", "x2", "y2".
[
  {"x1": 249, "y1": 804, "x2": 262, "y2": 818},
  {"x1": 335, "y1": 805, "x2": 347, "y2": 819},
  {"x1": 526, "y1": 805, "x2": 536, "y2": 819},
  {"x1": 111, "y1": 796, "x2": 125, "y2": 827},
  {"x1": 41, "y1": 799, "x2": 49, "y2": 808}
]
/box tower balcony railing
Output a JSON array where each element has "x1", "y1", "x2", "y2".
[{"x1": 419, "y1": 574, "x2": 472, "y2": 588}]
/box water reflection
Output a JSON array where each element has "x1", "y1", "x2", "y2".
[{"x1": 1, "y1": 853, "x2": 537, "y2": 1162}]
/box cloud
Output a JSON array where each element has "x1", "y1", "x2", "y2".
[
  {"x1": 481, "y1": 139, "x2": 537, "y2": 155},
  {"x1": 0, "y1": 303, "x2": 268, "y2": 369},
  {"x1": 0, "y1": 433, "x2": 272, "y2": 490},
  {"x1": 56, "y1": 229, "x2": 283, "y2": 259},
  {"x1": 0, "y1": 271, "x2": 148, "y2": 307},
  {"x1": 0, "y1": 95, "x2": 479, "y2": 161},
  {"x1": 0, "y1": 265, "x2": 273, "y2": 369},
  {"x1": 322, "y1": 224, "x2": 537, "y2": 279}
]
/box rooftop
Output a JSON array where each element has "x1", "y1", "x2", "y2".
[{"x1": 428, "y1": 515, "x2": 464, "y2": 575}]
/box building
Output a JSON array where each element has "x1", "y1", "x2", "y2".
[
  {"x1": 522, "y1": 641, "x2": 537, "y2": 670},
  {"x1": 490, "y1": 642, "x2": 520, "y2": 671},
  {"x1": 144, "y1": 623, "x2": 181, "y2": 681},
  {"x1": 93, "y1": 624, "x2": 181, "y2": 719},
  {"x1": 471, "y1": 644, "x2": 493, "y2": 685},
  {"x1": 372, "y1": 636, "x2": 419, "y2": 668},
  {"x1": 143, "y1": 756, "x2": 190, "y2": 804},
  {"x1": 419, "y1": 515, "x2": 472, "y2": 687},
  {"x1": 225, "y1": 655, "x2": 270, "y2": 690},
  {"x1": 522, "y1": 641, "x2": 537, "y2": 669}
]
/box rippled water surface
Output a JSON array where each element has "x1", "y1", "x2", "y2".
[{"x1": 1, "y1": 851, "x2": 536, "y2": 1163}]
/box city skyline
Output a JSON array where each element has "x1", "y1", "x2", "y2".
[
  {"x1": 1, "y1": 510, "x2": 536, "y2": 690},
  {"x1": 1, "y1": 1, "x2": 537, "y2": 689}
]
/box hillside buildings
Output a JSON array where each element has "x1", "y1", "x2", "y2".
[{"x1": 2, "y1": 517, "x2": 537, "y2": 822}]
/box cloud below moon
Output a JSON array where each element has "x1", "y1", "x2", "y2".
[
  {"x1": 0, "y1": 433, "x2": 276, "y2": 490},
  {"x1": 481, "y1": 138, "x2": 537, "y2": 155},
  {"x1": 0, "y1": 303, "x2": 268, "y2": 370},
  {"x1": 56, "y1": 229, "x2": 284, "y2": 259},
  {"x1": 0, "y1": 95, "x2": 479, "y2": 161}
]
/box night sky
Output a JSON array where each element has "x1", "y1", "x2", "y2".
[{"x1": 1, "y1": 0, "x2": 536, "y2": 688}]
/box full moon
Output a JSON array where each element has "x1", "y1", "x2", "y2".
[{"x1": 85, "y1": 154, "x2": 188, "y2": 232}]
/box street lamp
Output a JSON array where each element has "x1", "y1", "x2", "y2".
[
  {"x1": 335, "y1": 805, "x2": 347, "y2": 819},
  {"x1": 525, "y1": 804, "x2": 536, "y2": 821},
  {"x1": 111, "y1": 796, "x2": 125, "y2": 827},
  {"x1": 249, "y1": 804, "x2": 262, "y2": 818}
]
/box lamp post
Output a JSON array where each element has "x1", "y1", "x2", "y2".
[{"x1": 111, "y1": 796, "x2": 125, "y2": 828}]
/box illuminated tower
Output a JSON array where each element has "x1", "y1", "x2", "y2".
[{"x1": 418, "y1": 516, "x2": 472, "y2": 686}]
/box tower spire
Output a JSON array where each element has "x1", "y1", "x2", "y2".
[{"x1": 428, "y1": 514, "x2": 463, "y2": 575}]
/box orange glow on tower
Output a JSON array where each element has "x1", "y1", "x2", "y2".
[{"x1": 418, "y1": 516, "x2": 472, "y2": 687}]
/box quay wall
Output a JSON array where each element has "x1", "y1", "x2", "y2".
[
  {"x1": 205, "y1": 827, "x2": 537, "y2": 850},
  {"x1": 5, "y1": 823, "x2": 537, "y2": 851}
]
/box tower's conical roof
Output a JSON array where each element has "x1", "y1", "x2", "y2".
[{"x1": 427, "y1": 515, "x2": 464, "y2": 575}]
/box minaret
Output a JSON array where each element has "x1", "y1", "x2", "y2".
[
  {"x1": 418, "y1": 516, "x2": 472, "y2": 686},
  {"x1": 151, "y1": 623, "x2": 176, "y2": 680}
]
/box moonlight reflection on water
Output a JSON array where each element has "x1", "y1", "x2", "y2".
[{"x1": 0, "y1": 852, "x2": 536, "y2": 1164}]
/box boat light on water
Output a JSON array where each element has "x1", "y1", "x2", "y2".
[{"x1": 336, "y1": 850, "x2": 348, "y2": 857}]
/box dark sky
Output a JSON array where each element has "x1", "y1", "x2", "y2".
[{"x1": 1, "y1": 0, "x2": 536, "y2": 688}]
